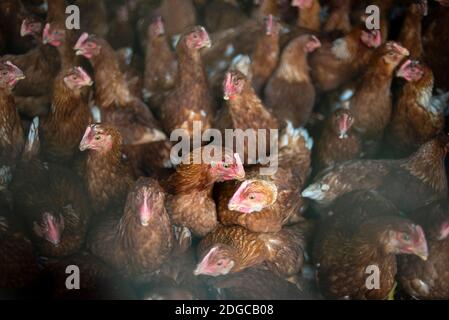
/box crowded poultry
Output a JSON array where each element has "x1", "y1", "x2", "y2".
[{"x1": 1, "y1": 0, "x2": 449, "y2": 301}]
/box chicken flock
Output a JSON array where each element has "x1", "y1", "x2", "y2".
[{"x1": 1, "y1": 0, "x2": 449, "y2": 300}]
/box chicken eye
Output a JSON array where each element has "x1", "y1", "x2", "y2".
[
  {"x1": 248, "y1": 194, "x2": 256, "y2": 200},
  {"x1": 94, "y1": 135, "x2": 101, "y2": 140},
  {"x1": 216, "y1": 260, "x2": 223, "y2": 266},
  {"x1": 402, "y1": 233, "x2": 411, "y2": 241},
  {"x1": 223, "y1": 163, "x2": 230, "y2": 169},
  {"x1": 1, "y1": 71, "x2": 7, "y2": 76}
]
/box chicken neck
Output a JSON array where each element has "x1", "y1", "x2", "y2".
[
  {"x1": 227, "y1": 85, "x2": 276, "y2": 130},
  {"x1": 89, "y1": 41, "x2": 132, "y2": 109},
  {"x1": 49, "y1": 75, "x2": 85, "y2": 119},
  {"x1": 167, "y1": 163, "x2": 216, "y2": 194},
  {"x1": 0, "y1": 88, "x2": 21, "y2": 151},
  {"x1": 175, "y1": 45, "x2": 208, "y2": 92}
]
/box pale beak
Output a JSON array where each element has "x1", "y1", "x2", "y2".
[
  {"x1": 415, "y1": 249, "x2": 428, "y2": 261},
  {"x1": 301, "y1": 185, "x2": 322, "y2": 200},
  {"x1": 413, "y1": 226, "x2": 429, "y2": 261},
  {"x1": 20, "y1": 20, "x2": 28, "y2": 37},
  {"x1": 193, "y1": 266, "x2": 204, "y2": 276},
  {"x1": 79, "y1": 136, "x2": 91, "y2": 151}
]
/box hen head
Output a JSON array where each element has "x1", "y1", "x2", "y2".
[
  {"x1": 223, "y1": 70, "x2": 247, "y2": 100},
  {"x1": 0, "y1": 61, "x2": 25, "y2": 89},
  {"x1": 20, "y1": 18, "x2": 42, "y2": 38},
  {"x1": 228, "y1": 179, "x2": 277, "y2": 213},
  {"x1": 194, "y1": 245, "x2": 236, "y2": 277},
  {"x1": 411, "y1": 0, "x2": 428, "y2": 16},
  {"x1": 284, "y1": 35, "x2": 322, "y2": 59},
  {"x1": 438, "y1": 220, "x2": 449, "y2": 241},
  {"x1": 148, "y1": 16, "x2": 165, "y2": 38},
  {"x1": 180, "y1": 26, "x2": 211, "y2": 51},
  {"x1": 127, "y1": 178, "x2": 165, "y2": 227},
  {"x1": 209, "y1": 151, "x2": 245, "y2": 182},
  {"x1": 396, "y1": 60, "x2": 426, "y2": 82},
  {"x1": 385, "y1": 222, "x2": 428, "y2": 261},
  {"x1": 380, "y1": 41, "x2": 410, "y2": 69},
  {"x1": 79, "y1": 124, "x2": 122, "y2": 153},
  {"x1": 74, "y1": 32, "x2": 101, "y2": 59},
  {"x1": 291, "y1": 0, "x2": 314, "y2": 9},
  {"x1": 63, "y1": 66, "x2": 93, "y2": 91},
  {"x1": 42, "y1": 22, "x2": 66, "y2": 47},
  {"x1": 33, "y1": 212, "x2": 65, "y2": 246},
  {"x1": 360, "y1": 29, "x2": 382, "y2": 49},
  {"x1": 332, "y1": 108, "x2": 354, "y2": 139},
  {"x1": 304, "y1": 35, "x2": 321, "y2": 52},
  {"x1": 264, "y1": 14, "x2": 280, "y2": 36}
]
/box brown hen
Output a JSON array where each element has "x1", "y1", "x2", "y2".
[
  {"x1": 313, "y1": 190, "x2": 428, "y2": 299},
  {"x1": 88, "y1": 177, "x2": 174, "y2": 282},
  {"x1": 398, "y1": 200, "x2": 449, "y2": 299}
]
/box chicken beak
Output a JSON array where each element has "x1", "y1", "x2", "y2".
[
  {"x1": 392, "y1": 42, "x2": 409, "y2": 57},
  {"x1": 79, "y1": 140, "x2": 89, "y2": 151},
  {"x1": 228, "y1": 180, "x2": 250, "y2": 211},
  {"x1": 74, "y1": 32, "x2": 89, "y2": 54},
  {"x1": 194, "y1": 247, "x2": 218, "y2": 276},
  {"x1": 200, "y1": 27, "x2": 211, "y2": 48},
  {"x1": 203, "y1": 40, "x2": 211, "y2": 49},
  {"x1": 233, "y1": 153, "x2": 245, "y2": 180},
  {"x1": 414, "y1": 226, "x2": 428, "y2": 261},
  {"x1": 301, "y1": 184, "x2": 322, "y2": 200},
  {"x1": 414, "y1": 246, "x2": 428, "y2": 261},
  {"x1": 193, "y1": 259, "x2": 208, "y2": 276},
  {"x1": 79, "y1": 144, "x2": 90, "y2": 151},
  {"x1": 223, "y1": 72, "x2": 234, "y2": 101},
  {"x1": 193, "y1": 265, "x2": 205, "y2": 276},
  {"x1": 20, "y1": 20, "x2": 29, "y2": 37},
  {"x1": 438, "y1": 221, "x2": 449, "y2": 241},
  {"x1": 79, "y1": 126, "x2": 93, "y2": 151},
  {"x1": 42, "y1": 23, "x2": 51, "y2": 45},
  {"x1": 139, "y1": 191, "x2": 151, "y2": 227}
]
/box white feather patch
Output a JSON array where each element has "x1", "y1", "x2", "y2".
[
  {"x1": 331, "y1": 38, "x2": 351, "y2": 60},
  {"x1": 90, "y1": 106, "x2": 102, "y2": 123}
]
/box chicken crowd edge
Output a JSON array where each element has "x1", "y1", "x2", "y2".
[{"x1": 1, "y1": 0, "x2": 449, "y2": 300}]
